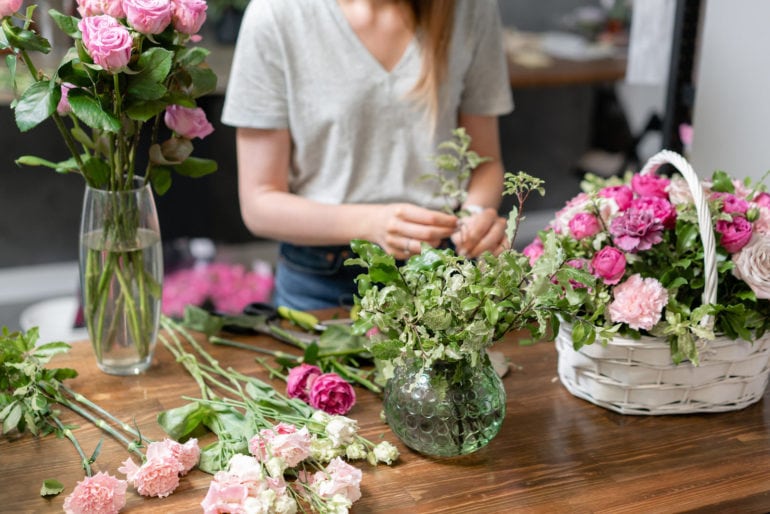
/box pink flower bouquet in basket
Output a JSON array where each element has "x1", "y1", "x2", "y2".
[{"x1": 528, "y1": 150, "x2": 770, "y2": 414}]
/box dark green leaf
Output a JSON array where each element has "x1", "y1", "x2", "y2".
[
  {"x1": 173, "y1": 157, "x2": 218, "y2": 178},
  {"x1": 175, "y1": 46, "x2": 210, "y2": 67},
  {"x1": 710, "y1": 170, "x2": 735, "y2": 193},
  {"x1": 182, "y1": 305, "x2": 224, "y2": 336},
  {"x1": 125, "y1": 99, "x2": 166, "y2": 122},
  {"x1": 127, "y1": 47, "x2": 173, "y2": 100},
  {"x1": 82, "y1": 157, "x2": 111, "y2": 188},
  {"x1": 49, "y1": 9, "x2": 80, "y2": 37},
  {"x1": 14, "y1": 80, "x2": 55, "y2": 132},
  {"x1": 68, "y1": 90, "x2": 121, "y2": 132},
  {"x1": 303, "y1": 342, "x2": 320, "y2": 365},
  {"x1": 32, "y1": 342, "x2": 71, "y2": 360},
  {"x1": 150, "y1": 166, "x2": 172, "y2": 195},
  {"x1": 1, "y1": 19, "x2": 51, "y2": 53},
  {"x1": 157, "y1": 401, "x2": 212, "y2": 440},
  {"x1": 186, "y1": 67, "x2": 218, "y2": 98}
]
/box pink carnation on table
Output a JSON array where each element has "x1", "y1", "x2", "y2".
[
  {"x1": 0, "y1": 0, "x2": 23, "y2": 17},
  {"x1": 591, "y1": 246, "x2": 626, "y2": 285},
  {"x1": 609, "y1": 207, "x2": 664, "y2": 252},
  {"x1": 172, "y1": 0, "x2": 207, "y2": 34},
  {"x1": 63, "y1": 471, "x2": 127, "y2": 514},
  {"x1": 311, "y1": 457, "x2": 363, "y2": 503},
  {"x1": 631, "y1": 173, "x2": 670, "y2": 199},
  {"x1": 164, "y1": 104, "x2": 214, "y2": 140},
  {"x1": 599, "y1": 184, "x2": 634, "y2": 211},
  {"x1": 119, "y1": 454, "x2": 181, "y2": 498},
  {"x1": 608, "y1": 273, "x2": 668, "y2": 331},
  {"x1": 568, "y1": 212, "x2": 600, "y2": 240},
  {"x1": 309, "y1": 373, "x2": 356, "y2": 415},
  {"x1": 286, "y1": 363, "x2": 322, "y2": 403},
  {"x1": 145, "y1": 438, "x2": 200, "y2": 476},
  {"x1": 630, "y1": 196, "x2": 676, "y2": 229},
  {"x1": 716, "y1": 217, "x2": 753, "y2": 253},
  {"x1": 711, "y1": 192, "x2": 749, "y2": 215},
  {"x1": 522, "y1": 237, "x2": 544, "y2": 265},
  {"x1": 732, "y1": 234, "x2": 770, "y2": 300},
  {"x1": 123, "y1": 0, "x2": 173, "y2": 34},
  {"x1": 78, "y1": 15, "x2": 133, "y2": 73}
]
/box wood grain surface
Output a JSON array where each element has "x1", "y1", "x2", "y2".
[{"x1": 2, "y1": 319, "x2": 770, "y2": 513}]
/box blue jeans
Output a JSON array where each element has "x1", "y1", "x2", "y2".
[{"x1": 272, "y1": 243, "x2": 365, "y2": 311}]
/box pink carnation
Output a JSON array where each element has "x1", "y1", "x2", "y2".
[
  {"x1": 146, "y1": 438, "x2": 200, "y2": 475},
  {"x1": 522, "y1": 237, "x2": 544, "y2": 265},
  {"x1": 608, "y1": 274, "x2": 669, "y2": 331},
  {"x1": 123, "y1": 0, "x2": 173, "y2": 34},
  {"x1": 716, "y1": 217, "x2": 753, "y2": 253},
  {"x1": 164, "y1": 104, "x2": 214, "y2": 139},
  {"x1": 172, "y1": 0, "x2": 207, "y2": 34},
  {"x1": 63, "y1": 472, "x2": 127, "y2": 514},
  {"x1": 591, "y1": 246, "x2": 626, "y2": 285},
  {"x1": 121, "y1": 454, "x2": 181, "y2": 498},
  {"x1": 78, "y1": 15, "x2": 133, "y2": 73},
  {"x1": 568, "y1": 212, "x2": 600, "y2": 240},
  {"x1": 309, "y1": 373, "x2": 356, "y2": 415},
  {"x1": 632, "y1": 173, "x2": 670, "y2": 199},
  {"x1": 0, "y1": 0, "x2": 23, "y2": 17},
  {"x1": 286, "y1": 363, "x2": 322, "y2": 402},
  {"x1": 599, "y1": 184, "x2": 633, "y2": 211},
  {"x1": 630, "y1": 196, "x2": 677, "y2": 229},
  {"x1": 609, "y1": 207, "x2": 664, "y2": 252}
]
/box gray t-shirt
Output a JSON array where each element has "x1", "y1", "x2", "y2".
[{"x1": 221, "y1": 0, "x2": 513, "y2": 210}]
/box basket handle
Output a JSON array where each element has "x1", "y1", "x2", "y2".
[{"x1": 639, "y1": 150, "x2": 717, "y2": 327}]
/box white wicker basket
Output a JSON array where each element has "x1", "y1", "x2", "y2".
[{"x1": 556, "y1": 150, "x2": 770, "y2": 415}]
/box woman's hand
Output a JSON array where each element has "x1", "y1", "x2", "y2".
[
  {"x1": 451, "y1": 207, "x2": 509, "y2": 257},
  {"x1": 368, "y1": 203, "x2": 458, "y2": 260}
]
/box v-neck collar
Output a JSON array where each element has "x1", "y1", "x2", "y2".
[{"x1": 326, "y1": 0, "x2": 417, "y2": 76}]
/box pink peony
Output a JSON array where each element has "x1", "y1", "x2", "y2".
[
  {"x1": 630, "y1": 196, "x2": 677, "y2": 229},
  {"x1": 164, "y1": 105, "x2": 214, "y2": 139},
  {"x1": 63, "y1": 472, "x2": 127, "y2": 514},
  {"x1": 631, "y1": 173, "x2": 670, "y2": 198},
  {"x1": 286, "y1": 363, "x2": 322, "y2": 402},
  {"x1": 78, "y1": 15, "x2": 133, "y2": 73},
  {"x1": 0, "y1": 0, "x2": 22, "y2": 17},
  {"x1": 57, "y1": 83, "x2": 75, "y2": 115},
  {"x1": 123, "y1": 0, "x2": 173, "y2": 34},
  {"x1": 309, "y1": 373, "x2": 356, "y2": 415},
  {"x1": 599, "y1": 184, "x2": 633, "y2": 211},
  {"x1": 732, "y1": 234, "x2": 770, "y2": 300},
  {"x1": 311, "y1": 457, "x2": 362, "y2": 503},
  {"x1": 609, "y1": 207, "x2": 664, "y2": 252},
  {"x1": 522, "y1": 237, "x2": 544, "y2": 266},
  {"x1": 145, "y1": 438, "x2": 200, "y2": 475},
  {"x1": 119, "y1": 455, "x2": 181, "y2": 498},
  {"x1": 172, "y1": 0, "x2": 207, "y2": 34},
  {"x1": 591, "y1": 246, "x2": 626, "y2": 285},
  {"x1": 608, "y1": 274, "x2": 669, "y2": 331},
  {"x1": 716, "y1": 217, "x2": 753, "y2": 253},
  {"x1": 711, "y1": 192, "x2": 749, "y2": 215},
  {"x1": 568, "y1": 212, "x2": 600, "y2": 240}
]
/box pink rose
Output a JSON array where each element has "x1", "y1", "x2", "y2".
[
  {"x1": 631, "y1": 196, "x2": 677, "y2": 229},
  {"x1": 57, "y1": 83, "x2": 75, "y2": 115},
  {"x1": 732, "y1": 234, "x2": 770, "y2": 300},
  {"x1": 76, "y1": 0, "x2": 125, "y2": 18},
  {"x1": 0, "y1": 0, "x2": 23, "y2": 17},
  {"x1": 78, "y1": 15, "x2": 133, "y2": 73},
  {"x1": 164, "y1": 105, "x2": 214, "y2": 139},
  {"x1": 599, "y1": 185, "x2": 633, "y2": 211},
  {"x1": 172, "y1": 0, "x2": 207, "y2": 34},
  {"x1": 119, "y1": 455, "x2": 181, "y2": 498},
  {"x1": 608, "y1": 274, "x2": 668, "y2": 331},
  {"x1": 309, "y1": 373, "x2": 356, "y2": 415},
  {"x1": 123, "y1": 0, "x2": 173, "y2": 34},
  {"x1": 63, "y1": 472, "x2": 127, "y2": 514},
  {"x1": 711, "y1": 192, "x2": 749, "y2": 215},
  {"x1": 522, "y1": 237, "x2": 544, "y2": 266},
  {"x1": 609, "y1": 207, "x2": 664, "y2": 252},
  {"x1": 286, "y1": 363, "x2": 322, "y2": 402},
  {"x1": 632, "y1": 173, "x2": 670, "y2": 199},
  {"x1": 568, "y1": 212, "x2": 600, "y2": 240},
  {"x1": 591, "y1": 246, "x2": 626, "y2": 285},
  {"x1": 311, "y1": 457, "x2": 362, "y2": 503},
  {"x1": 716, "y1": 217, "x2": 753, "y2": 253}
]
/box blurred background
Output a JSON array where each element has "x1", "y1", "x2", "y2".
[{"x1": 3, "y1": 0, "x2": 768, "y2": 339}]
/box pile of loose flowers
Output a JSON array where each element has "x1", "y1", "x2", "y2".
[{"x1": 525, "y1": 161, "x2": 770, "y2": 363}]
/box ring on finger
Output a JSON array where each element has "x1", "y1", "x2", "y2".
[{"x1": 404, "y1": 238, "x2": 411, "y2": 255}]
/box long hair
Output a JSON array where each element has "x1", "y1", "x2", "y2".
[{"x1": 407, "y1": 0, "x2": 456, "y2": 124}]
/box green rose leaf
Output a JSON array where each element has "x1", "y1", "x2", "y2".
[
  {"x1": 174, "y1": 157, "x2": 218, "y2": 178},
  {"x1": 175, "y1": 46, "x2": 210, "y2": 67},
  {"x1": 40, "y1": 479, "x2": 64, "y2": 497},
  {"x1": 14, "y1": 80, "x2": 55, "y2": 132},
  {"x1": 1, "y1": 19, "x2": 51, "y2": 53},
  {"x1": 186, "y1": 66, "x2": 218, "y2": 98},
  {"x1": 157, "y1": 401, "x2": 212, "y2": 440},
  {"x1": 127, "y1": 47, "x2": 173, "y2": 100},
  {"x1": 82, "y1": 157, "x2": 111, "y2": 187},
  {"x1": 49, "y1": 9, "x2": 80, "y2": 37},
  {"x1": 67, "y1": 90, "x2": 121, "y2": 133},
  {"x1": 150, "y1": 166, "x2": 173, "y2": 195},
  {"x1": 125, "y1": 99, "x2": 166, "y2": 122}
]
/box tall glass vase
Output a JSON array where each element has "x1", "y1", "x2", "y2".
[
  {"x1": 79, "y1": 178, "x2": 163, "y2": 375},
  {"x1": 382, "y1": 352, "x2": 506, "y2": 457}
]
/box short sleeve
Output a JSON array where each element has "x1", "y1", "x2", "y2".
[
  {"x1": 221, "y1": 0, "x2": 289, "y2": 128},
  {"x1": 459, "y1": 0, "x2": 514, "y2": 116}
]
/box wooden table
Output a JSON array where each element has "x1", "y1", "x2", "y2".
[{"x1": 3, "y1": 323, "x2": 770, "y2": 513}]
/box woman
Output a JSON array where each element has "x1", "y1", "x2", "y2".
[{"x1": 222, "y1": 0, "x2": 513, "y2": 310}]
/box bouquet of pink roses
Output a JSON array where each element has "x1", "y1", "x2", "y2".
[{"x1": 526, "y1": 150, "x2": 770, "y2": 363}]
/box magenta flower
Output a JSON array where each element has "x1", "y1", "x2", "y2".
[
  {"x1": 609, "y1": 207, "x2": 664, "y2": 252},
  {"x1": 568, "y1": 212, "x2": 600, "y2": 240},
  {"x1": 716, "y1": 217, "x2": 753, "y2": 253},
  {"x1": 286, "y1": 363, "x2": 322, "y2": 403},
  {"x1": 164, "y1": 105, "x2": 214, "y2": 139},
  {"x1": 78, "y1": 15, "x2": 133, "y2": 73},
  {"x1": 0, "y1": 0, "x2": 22, "y2": 17},
  {"x1": 711, "y1": 192, "x2": 749, "y2": 215},
  {"x1": 591, "y1": 246, "x2": 626, "y2": 285},
  {"x1": 522, "y1": 237, "x2": 544, "y2": 265},
  {"x1": 62, "y1": 472, "x2": 127, "y2": 514},
  {"x1": 599, "y1": 184, "x2": 634, "y2": 211},
  {"x1": 608, "y1": 274, "x2": 669, "y2": 331},
  {"x1": 631, "y1": 196, "x2": 677, "y2": 229},
  {"x1": 172, "y1": 0, "x2": 207, "y2": 35},
  {"x1": 753, "y1": 192, "x2": 770, "y2": 209},
  {"x1": 309, "y1": 373, "x2": 356, "y2": 415},
  {"x1": 123, "y1": 0, "x2": 173, "y2": 34},
  {"x1": 631, "y1": 173, "x2": 670, "y2": 198}
]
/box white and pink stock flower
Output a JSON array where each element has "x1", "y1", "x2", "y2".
[
  {"x1": 306, "y1": 457, "x2": 363, "y2": 504},
  {"x1": 249, "y1": 423, "x2": 313, "y2": 468}
]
